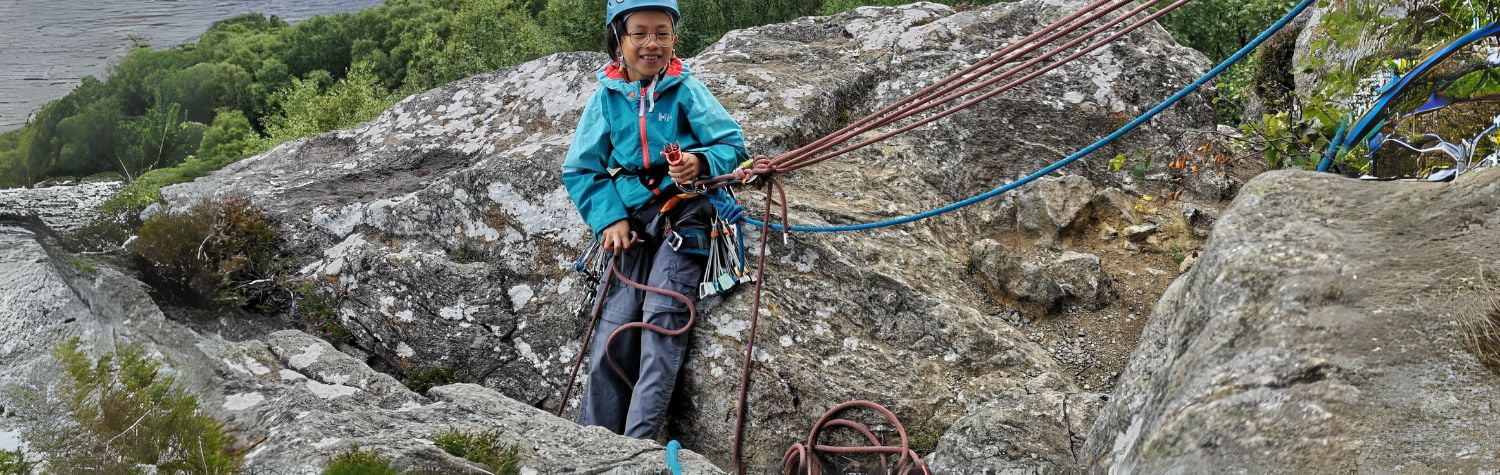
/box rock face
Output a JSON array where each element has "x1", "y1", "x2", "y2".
[
  {"x1": 0, "y1": 219, "x2": 722, "y2": 473},
  {"x1": 1083, "y1": 168, "x2": 1500, "y2": 472},
  {"x1": 0, "y1": 181, "x2": 121, "y2": 231},
  {"x1": 156, "y1": 0, "x2": 1221, "y2": 469}
]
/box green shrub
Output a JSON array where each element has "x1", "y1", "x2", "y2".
[
  {"x1": 0, "y1": 449, "x2": 36, "y2": 475},
  {"x1": 64, "y1": 217, "x2": 131, "y2": 253},
  {"x1": 324, "y1": 446, "x2": 397, "y2": 475},
  {"x1": 293, "y1": 280, "x2": 352, "y2": 345},
  {"x1": 1231, "y1": 111, "x2": 1331, "y2": 170},
  {"x1": 98, "y1": 166, "x2": 197, "y2": 220},
  {"x1": 64, "y1": 256, "x2": 97, "y2": 274},
  {"x1": 433, "y1": 427, "x2": 522, "y2": 475},
  {"x1": 197, "y1": 109, "x2": 265, "y2": 167},
  {"x1": 260, "y1": 64, "x2": 398, "y2": 145},
  {"x1": 129, "y1": 195, "x2": 282, "y2": 308},
  {"x1": 6, "y1": 338, "x2": 241, "y2": 473},
  {"x1": 402, "y1": 365, "x2": 460, "y2": 393}
]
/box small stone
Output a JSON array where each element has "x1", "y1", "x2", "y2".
[
  {"x1": 1124, "y1": 223, "x2": 1158, "y2": 242},
  {"x1": 1178, "y1": 251, "x2": 1199, "y2": 273}
]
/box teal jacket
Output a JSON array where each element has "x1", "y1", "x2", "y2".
[{"x1": 561, "y1": 58, "x2": 748, "y2": 236}]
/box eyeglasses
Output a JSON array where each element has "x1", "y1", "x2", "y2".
[{"x1": 626, "y1": 31, "x2": 675, "y2": 47}]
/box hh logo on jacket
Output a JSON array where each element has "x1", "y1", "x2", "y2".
[{"x1": 657, "y1": 112, "x2": 671, "y2": 123}]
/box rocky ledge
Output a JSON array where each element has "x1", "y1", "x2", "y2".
[
  {"x1": 0, "y1": 220, "x2": 722, "y2": 473},
  {"x1": 1085, "y1": 167, "x2": 1500, "y2": 471}
]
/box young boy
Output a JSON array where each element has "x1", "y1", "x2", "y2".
[{"x1": 561, "y1": 0, "x2": 748, "y2": 438}]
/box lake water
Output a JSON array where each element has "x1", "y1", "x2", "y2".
[{"x1": 0, "y1": 0, "x2": 385, "y2": 132}]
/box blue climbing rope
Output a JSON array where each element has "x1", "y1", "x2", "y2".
[
  {"x1": 1336, "y1": 21, "x2": 1500, "y2": 163},
  {"x1": 1316, "y1": 120, "x2": 1349, "y2": 172},
  {"x1": 665, "y1": 440, "x2": 684, "y2": 474},
  {"x1": 745, "y1": 0, "x2": 1318, "y2": 232}
]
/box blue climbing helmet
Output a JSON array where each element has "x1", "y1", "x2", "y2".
[{"x1": 605, "y1": 0, "x2": 680, "y2": 26}]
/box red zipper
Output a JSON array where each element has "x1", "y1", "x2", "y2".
[{"x1": 639, "y1": 114, "x2": 650, "y2": 169}]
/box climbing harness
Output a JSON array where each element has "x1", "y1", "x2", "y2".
[{"x1": 558, "y1": 0, "x2": 1320, "y2": 471}]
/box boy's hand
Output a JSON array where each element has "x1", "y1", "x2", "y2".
[
  {"x1": 667, "y1": 152, "x2": 705, "y2": 184},
  {"x1": 601, "y1": 220, "x2": 633, "y2": 255}
]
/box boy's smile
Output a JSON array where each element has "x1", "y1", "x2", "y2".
[{"x1": 620, "y1": 10, "x2": 676, "y2": 82}]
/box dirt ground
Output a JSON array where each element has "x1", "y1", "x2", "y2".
[{"x1": 970, "y1": 193, "x2": 1215, "y2": 392}]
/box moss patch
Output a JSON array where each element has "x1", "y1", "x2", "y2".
[
  {"x1": 433, "y1": 427, "x2": 522, "y2": 475},
  {"x1": 324, "y1": 446, "x2": 397, "y2": 475}
]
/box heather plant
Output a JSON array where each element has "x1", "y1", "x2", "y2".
[
  {"x1": 401, "y1": 364, "x2": 461, "y2": 394},
  {"x1": 292, "y1": 280, "x2": 352, "y2": 346},
  {"x1": 129, "y1": 195, "x2": 282, "y2": 308},
  {"x1": 6, "y1": 338, "x2": 241, "y2": 473}
]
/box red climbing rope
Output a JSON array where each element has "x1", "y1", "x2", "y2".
[
  {"x1": 773, "y1": 0, "x2": 1188, "y2": 172},
  {"x1": 557, "y1": 260, "x2": 614, "y2": 416},
  {"x1": 773, "y1": 0, "x2": 1140, "y2": 169},
  {"x1": 722, "y1": 1, "x2": 1198, "y2": 472},
  {"x1": 731, "y1": 177, "x2": 789, "y2": 470},
  {"x1": 780, "y1": 401, "x2": 932, "y2": 475},
  {"x1": 558, "y1": 0, "x2": 1201, "y2": 470}
]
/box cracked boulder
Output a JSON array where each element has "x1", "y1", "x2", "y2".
[
  {"x1": 1084, "y1": 168, "x2": 1500, "y2": 472},
  {"x1": 970, "y1": 239, "x2": 1112, "y2": 311},
  {"x1": 926, "y1": 389, "x2": 1106, "y2": 472},
  {"x1": 1015, "y1": 175, "x2": 1098, "y2": 245}
]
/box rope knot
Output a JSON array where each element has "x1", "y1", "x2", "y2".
[{"x1": 732, "y1": 155, "x2": 775, "y2": 183}]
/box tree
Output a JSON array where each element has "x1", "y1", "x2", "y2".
[
  {"x1": 116, "y1": 102, "x2": 207, "y2": 179},
  {"x1": 198, "y1": 109, "x2": 260, "y2": 166},
  {"x1": 108, "y1": 48, "x2": 195, "y2": 117},
  {"x1": 261, "y1": 65, "x2": 397, "y2": 144},
  {"x1": 403, "y1": 0, "x2": 563, "y2": 89},
  {"x1": 277, "y1": 14, "x2": 356, "y2": 80},
  {"x1": 541, "y1": 0, "x2": 603, "y2": 53},
  {"x1": 0, "y1": 128, "x2": 34, "y2": 187},
  {"x1": 159, "y1": 62, "x2": 254, "y2": 124},
  {"x1": 53, "y1": 98, "x2": 125, "y2": 177}
]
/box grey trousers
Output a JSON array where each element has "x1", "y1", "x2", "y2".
[{"x1": 576, "y1": 222, "x2": 706, "y2": 438}]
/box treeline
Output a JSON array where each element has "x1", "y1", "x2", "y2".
[
  {"x1": 0, "y1": 0, "x2": 1268, "y2": 191},
  {"x1": 0, "y1": 0, "x2": 989, "y2": 190}
]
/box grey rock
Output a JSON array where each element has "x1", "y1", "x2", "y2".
[
  {"x1": 1122, "y1": 223, "x2": 1157, "y2": 242},
  {"x1": 1084, "y1": 168, "x2": 1500, "y2": 472},
  {"x1": 0, "y1": 221, "x2": 723, "y2": 474},
  {"x1": 1176, "y1": 249, "x2": 1199, "y2": 274},
  {"x1": 154, "y1": 0, "x2": 1214, "y2": 468},
  {"x1": 0, "y1": 181, "x2": 121, "y2": 231},
  {"x1": 1048, "y1": 251, "x2": 1110, "y2": 309},
  {"x1": 926, "y1": 389, "x2": 1108, "y2": 473},
  {"x1": 1098, "y1": 224, "x2": 1118, "y2": 240},
  {"x1": 1091, "y1": 187, "x2": 1139, "y2": 225},
  {"x1": 1016, "y1": 175, "x2": 1098, "y2": 244},
  {"x1": 971, "y1": 240, "x2": 1111, "y2": 311}
]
